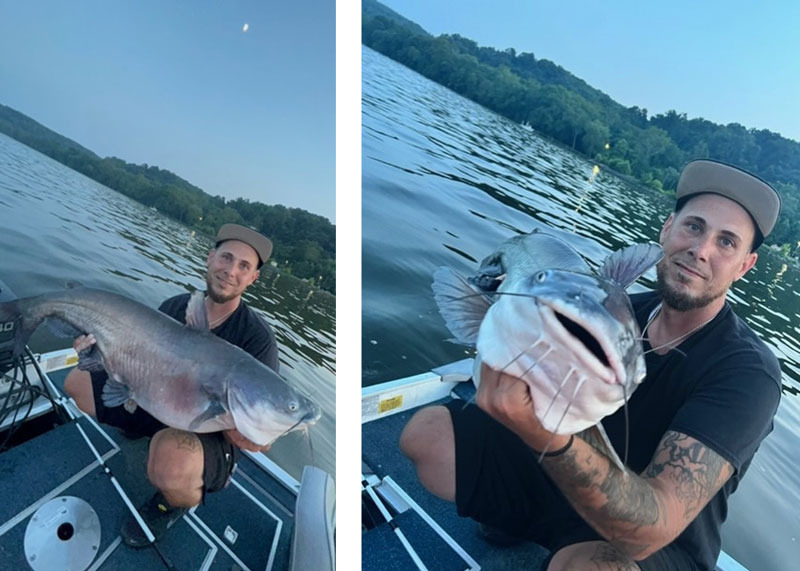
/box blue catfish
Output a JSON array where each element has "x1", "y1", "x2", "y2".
[
  {"x1": 432, "y1": 229, "x2": 662, "y2": 469},
  {"x1": 0, "y1": 286, "x2": 320, "y2": 446}
]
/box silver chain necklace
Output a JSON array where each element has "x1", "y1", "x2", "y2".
[{"x1": 641, "y1": 302, "x2": 716, "y2": 355}]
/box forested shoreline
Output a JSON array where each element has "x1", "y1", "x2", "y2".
[
  {"x1": 363, "y1": 0, "x2": 800, "y2": 256},
  {"x1": 0, "y1": 104, "x2": 335, "y2": 293}
]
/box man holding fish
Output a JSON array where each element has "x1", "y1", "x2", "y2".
[
  {"x1": 402, "y1": 159, "x2": 782, "y2": 570},
  {"x1": 64, "y1": 223, "x2": 286, "y2": 546}
]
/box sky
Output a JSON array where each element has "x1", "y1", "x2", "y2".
[
  {"x1": 0, "y1": 0, "x2": 335, "y2": 222},
  {"x1": 381, "y1": 0, "x2": 800, "y2": 143}
]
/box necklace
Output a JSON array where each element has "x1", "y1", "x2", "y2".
[
  {"x1": 641, "y1": 303, "x2": 717, "y2": 355},
  {"x1": 206, "y1": 300, "x2": 237, "y2": 329}
]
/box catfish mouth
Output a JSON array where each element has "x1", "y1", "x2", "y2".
[
  {"x1": 554, "y1": 312, "x2": 610, "y2": 368},
  {"x1": 537, "y1": 300, "x2": 623, "y2": 384}
]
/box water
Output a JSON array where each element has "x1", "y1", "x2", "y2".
[
  {"x1": 362, "y1": 46, "x2": 800, "y2": 569},
  {"x1": 0, "y1": 131, "x2": 335, "y2": 481}
]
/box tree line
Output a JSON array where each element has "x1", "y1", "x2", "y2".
[
  {"x1": 0, "y1": 103, "x2": 335, "y2": 292},
  {"x1": 363, "y1": 2, "x2": 800, "y2": 255}
]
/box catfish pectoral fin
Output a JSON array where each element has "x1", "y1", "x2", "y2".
[
  {"x1": 101, "y1": 380, "x2": 131, "y2": 408},
  {"x1": 188, "y1": 400, "x2": 228, "y2": 432}
]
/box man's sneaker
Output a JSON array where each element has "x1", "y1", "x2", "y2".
[{"x1": 120, "y1": 492, "x2": 188, "y2": 548}]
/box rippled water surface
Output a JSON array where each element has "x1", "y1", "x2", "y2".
[
  {"x1": 362, "y1": 46, "x2": 799, "y2": 569},
  {"x1": 0, "y1": 131, "x2": 335, "y2": 480}
]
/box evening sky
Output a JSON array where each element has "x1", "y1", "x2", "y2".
[
  {"x1": 382, "y1": 0, "x2": 800, "y2": 143},
  {"x1": 0, "y1": 0, "x2": 335, "y2": 221}
]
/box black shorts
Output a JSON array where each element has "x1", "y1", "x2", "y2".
[
  {"x1": 445, "y1": 400, "x2": 697, "y2": 571},
  {"x1": 91, "y1": 371, "x2": 237, "y2": 495}
]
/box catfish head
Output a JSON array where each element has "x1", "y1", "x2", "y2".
[{"x1": 226, "y1": 359, "x2": 321, "y2": 447}]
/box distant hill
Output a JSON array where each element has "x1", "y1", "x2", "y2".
[
  {"x1": 362, "y1": 1, "x2": 800, "y2": 253},
  {"x1": 0, "y1": 104, "x2": 99, "y2": 159},
  {"x1": 0, "y1": 104, "x2": 336, "y2": 293},
  {"x1": 362, "y1": 0, "x2": 430, "y2": 37}
]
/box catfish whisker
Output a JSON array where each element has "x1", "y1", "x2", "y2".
[
  {"x1": 540, "y1": 366, "x2": 576, "y2": 425},
  {"x1": 439, "y1": 291, "x2": 540, "y2": 303},
  {"x1": 304, "y1": 426, "x2": 316, "y2": 465},
  {"x1": 537, "y1": 375, "x2": 586, "y2": 463},
  {"x1": 278, "y1": 416, "x2": 308, "y2": 442},
  {"x1": 497, "y1": 335, "x2": 547, "y2": 377},
  {"x1": 622, "y1": 383, "x2": 630, "y2": 467},
  {"x1": 463, "y1": 339, "x2": 547, "y2": 411}
]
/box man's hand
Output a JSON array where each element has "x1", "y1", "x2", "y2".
[
  {"x1": 475, "y1": 362, "x2": 570, "y2": 453},
  {"x1": 73, "y1": 334, "x2": 96, "y2": 353},
  {"x1": 223, "y1": 429, "x2": 271, "y2": 452}
]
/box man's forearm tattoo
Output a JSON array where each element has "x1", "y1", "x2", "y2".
[
  {"x1": 545, "y1": 445, "x2": 657, "y2": 556},
  {"x1": 644, "y1": 431, "x2": 728, "y2": 520}
]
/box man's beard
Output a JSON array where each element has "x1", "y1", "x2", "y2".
[
  {"x1": 656, "y1": 262, "x2": 726, "y2": 311},
  {"x1": 206, "y1": 274, "x2": 238, "y2": 304}
]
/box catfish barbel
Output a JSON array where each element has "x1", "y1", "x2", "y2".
[{"x1": 0, "y1": 286, "x2": 320, "y2": 446}]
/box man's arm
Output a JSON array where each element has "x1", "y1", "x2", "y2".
[
  {"x1": 475, "y1": 364, "x2": 733, "y2": 559},
  {"x1": 542, "y1": 428, "x2": 732, "y2": 558}
]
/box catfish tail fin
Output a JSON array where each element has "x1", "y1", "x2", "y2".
[{"x1": 0, "y1": 300, "x2": 39, "y2": 369}]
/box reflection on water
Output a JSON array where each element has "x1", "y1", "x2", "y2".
[
  {"x1": 362, "y1": 46, "x2": 800, "y2": 567},
  {"x1": 0, "y1": 131, "x2": 335, "y2": 480}
]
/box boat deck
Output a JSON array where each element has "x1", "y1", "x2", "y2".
[
  {"x1": 0, "y1": 367, "x2": 298, "y2": 571},
  {"x1": 361, "y1": 380, "x2": 549, "y2": 570},
  {"x1": 361, "y1": 366, "x2": 745, "y2": 571}
]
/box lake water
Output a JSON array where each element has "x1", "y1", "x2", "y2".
[
  {"x1": 0, "y1": 131, "x2": 335, "y2": 481},
  {"x1": 362, "y1": 45, "x2": 800, "y2": 569}
]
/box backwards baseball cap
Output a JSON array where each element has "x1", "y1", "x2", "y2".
[
  {"x1": 215, "y1": 224, "x2": 273, "y2": 268},
  {"x1": 676, "y1": 159, "x2": 781, "y2": 249}
]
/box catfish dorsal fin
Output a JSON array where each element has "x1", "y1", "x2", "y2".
[
  {"x1": 185, "y1": 290, "x2": 210, "y2": 330},
  {"x1": 599, "y1": 242, "x2": 663, "y2": 289},
  {"x1": 432, "y1": 266, "x2": 492, "y2": 346}
]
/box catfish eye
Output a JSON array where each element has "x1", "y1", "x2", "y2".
[
  {"x1": 535, "y1": 271, "x2": 547, "y2": 283},
  {"x1": 288, "y1": 401, "x2": 298, "y2": 412}
]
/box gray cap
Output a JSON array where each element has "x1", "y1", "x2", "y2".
[
  {"x1": 215, "y1": 224, "x2": 273, "y2": 267},
  {"x1": 676, "y1": 159, "x2": 781, "y2": 240}
]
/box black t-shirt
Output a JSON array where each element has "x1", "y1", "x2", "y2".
[
  {"x1": 601, "y1": 291, "x2": 781, "y2": 569},
  {"x1": 158, "y1": 293, "x2": 280, "y2": 372}
]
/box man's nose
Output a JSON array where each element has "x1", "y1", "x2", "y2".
[{"x1": 689, "y1": 235, "x2": 713, "y2": 262}]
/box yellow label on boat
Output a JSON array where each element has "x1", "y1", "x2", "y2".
[
  {"x1": 66, "y1": 355, "x2": 79, "y2": 367},
  {"x1": 379, "y1": 395, "x2": 403, "y2": 413}
]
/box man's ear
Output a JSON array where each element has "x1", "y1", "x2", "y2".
[
  {"x1": 735, "y1": 252, "x2": 758, "y2": 281},
  {"x1": 207, "y1": 249, "x2": 216, "y2": 265}
]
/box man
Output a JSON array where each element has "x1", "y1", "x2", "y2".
[
  {"x1": 64, "y1": 223, "x2": 279, "y2": 547},
  {"x1": 400, "y1": 159, "x2": 783, "y2": 570}
]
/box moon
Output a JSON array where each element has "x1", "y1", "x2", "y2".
[{"x1": 242, "y1": 23, "x2": 249, "y2": 32}]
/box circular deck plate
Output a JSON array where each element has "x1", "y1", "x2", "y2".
[{"x1": 24, "y1": 496, "x2": 101, "y2": 571}]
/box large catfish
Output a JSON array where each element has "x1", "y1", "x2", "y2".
[
  {"x1": 432, "y1": 229, "x2": 662, "y2": 469},
  {"x1": 0, "y1": 286, "x2": 320, "y2": 446}
]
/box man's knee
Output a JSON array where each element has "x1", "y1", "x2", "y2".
[
  {"x1": 399, "y1": 406, "x2": 457, "y2": 501},
  {"x1": 63, "y1": 369, "x2": 96, "y2": 417},
  {"x1": 399, "y1": 405, "x2": 453, "y2": 461},
  {"x1": 147, "y1": 429, "x2": 204, "y2": 489},
  {"x1": 548, "y1": 542, "x2": 640, "y2": 571}
]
